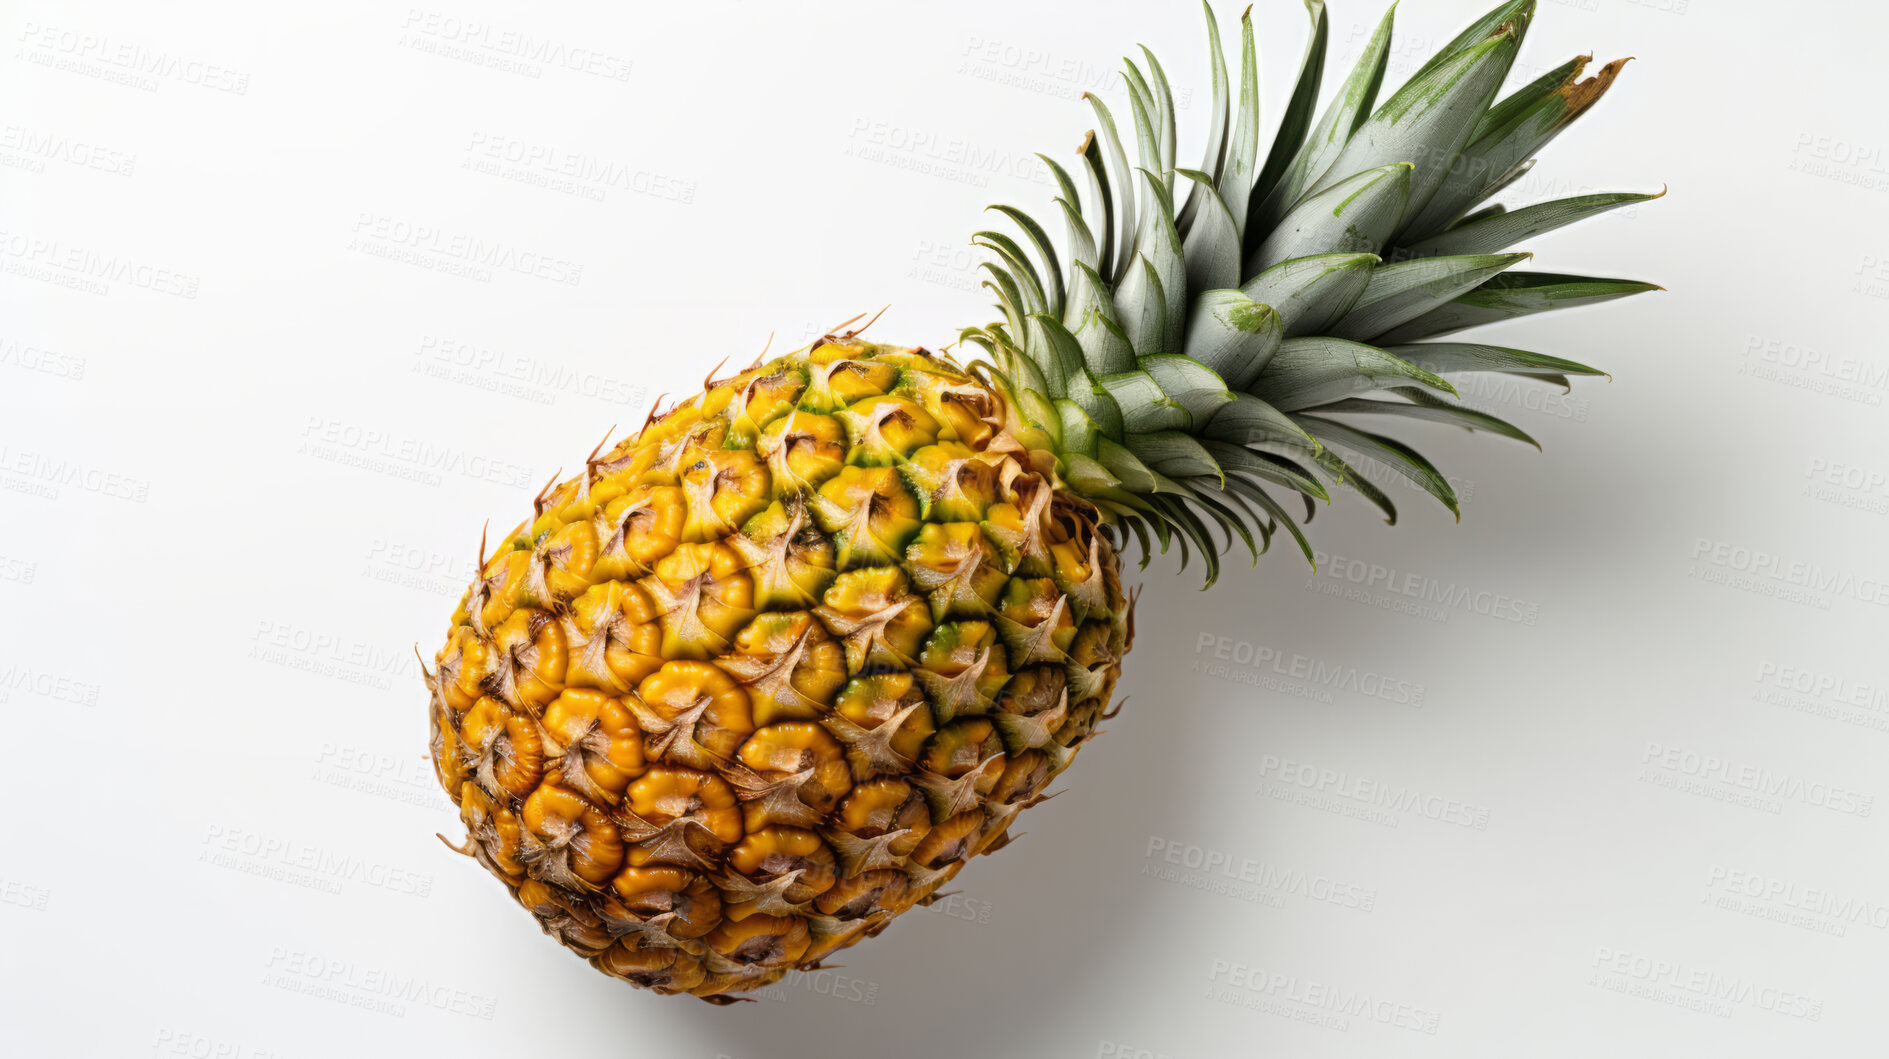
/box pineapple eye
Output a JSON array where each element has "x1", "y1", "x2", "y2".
[
  {"x1": 540, "y1": 688, "x2": 646, "y2": 805},
  {"x1": 905, "y1": 522, "x2": 1008, "y2": 621},
  {"x1": 632, "y1": 660, "x2": 755, "y2": 770},
  {"x1": 642, "y1": 543, "x2": 756, "y2": 659},
  {"x1": 520, "y1": 785, "x2": 624, "y2": 889},
  {"x1": 815, "y1": 868, "x2": 910, "y2": 920}
]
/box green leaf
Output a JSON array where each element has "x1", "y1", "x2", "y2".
[
  {"x1": 1113, "y1": 253, "x2": 1168, "y2": 356},
  {"x1": 1176, "y1": 170, "x2": 1242, "y2": 296},
  {"x1": 1121, "y1": 60, "x2": 1164, "y2": 199},
  {"x1": 1240, "y1": 252, "x2": 1379, "y2": 336},
  {"x1": 1330, "y1": 252, "x2": 1530, "y2": 341},
  {"x1": 1176, "y1": 1, "x2": 1231, "y2": 236},
  {"x1": 1029, "y1": 312, "x2": 1101, "y2": 409},
  {"x1": 1140, "y1": 353, "x2": 1237, "y2": 426},
  {"x1": 1184, "y1": 486, "x2": 1262, "y2": 567},
  {"x1": 1133, "y1": 170, "x2": 1187, "y2": 355},
  {"x1": 1052, "y1": 195, "x2": 1100, "y2": 278},
  {"x1": 1018, "y1": 316, "x2": 1069, "y2": 394},
  {"x1": 979, "y1": 263, "x2": 1025, "y2": 337},
  {"x1": 975, "y1": 231, "x2": 1045, "y2": 315},
  {"x1": 1084, "y1": 94, "x2": 1137, "y2": 282},
  {"x1": 1037, "y1": 152, "x2": 1081, "y2": 211},
  {"x1": 1399, "y1": 189, "x2": 1664, "y2": 258},
  {"x1": 1204, "y1": 440, "x2": 1330, "y2": 502},
  {"x1": 1065, "y1": 261, "x2": 1136, "y2": 376},
  {"x1": 1252, "y1": 0, "x2": 1329, "y2": 217},
  {"x1": 1054, "y1": 398, "x2": 1102, "y2": 456},
  {"x1": 1095, "y1": 436, "x2": 1160, "y2": 493},
  {"x1": 1062, "y1": 454, "x2": 1127, "y2": 501},
  {"x1": 1202, "y1": 393, "x2": 1319, "y2": 451},
  {"x1": 1139, "y1": 45, "x2": 1180, "y2": 190},
  {"x1": 1372, "y1": 271, "x2": 1661, "y2": 343},
  {"x1": 1385, "y1": 341, "x2": 1604, "y2": 378},
  {"x1": 1150, "y1": 494, "x2": 1221, "y2": 586},
  {"x1": 1414, "y1": 0, "x2": 1534, "y2": 79},
  {"x1": 1240, "y1": 483, "x2": 1316, "y2": 567},
  {"x1": 1248, "y1": 163, "x2": 1411, "y2": 274},
  {"x1": 1309, "y1": 389, "x2": 1540, "y2": 448},
  {"x1": 1215, "y1": 8, "x2": 1263, "y2": 239},
  {"x1": 1297, "y1": 415, "x2": 1459, "y2": 518},
  {"x1": 1306, "y1": 27, "x2": 1520, "y2": 230},
  {"x1": 1127, "y1": 431, "x2": 1224, "y2": 484},
  {"x1": 1311, "y1": 446, "x2": 1397, "y2": 525},
  {"x1": 1403, "y1": 55, "x2": 1631, "y2": 238},
  {"x1": 1249, "y1": 336, "x2": 1456, "y2": 411},
  {"x1": 989, "y1": 205, "x2": 1064, "y2": 320},
  {"x1": 1098, "y1": 368, "x2": 1185, "y2": 433},
  {"x1": 1472, "y1": 157, "x2": 1535, "y2": 208},
  {"x1": 1182, "y1": 293, "x2": 1283, "y2": 391},
  {"x1": 1078, "y1": 130, "x2": 1117, "y2": 282},
  {"x1": 1066, "y1": 369, "x2": 1126, "y2": 440},
  {"x1": 1254, "y1": 2, "x2": 1392, "y2": 230},
  {"x1": 1016, "y1": 388, "x2": 1062, "y2": 444}
]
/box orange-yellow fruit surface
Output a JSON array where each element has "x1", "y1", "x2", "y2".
[{"x1": 427, "y1": 338, "x2": 1131, "y2": 1000}]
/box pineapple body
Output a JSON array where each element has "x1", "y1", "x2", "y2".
[{"x1": 427, "y1": 338, "x2": 1131, "y2": 999}]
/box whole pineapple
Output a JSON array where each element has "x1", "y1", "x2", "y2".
[{"x1": 424, "y1": 0, "x2": 1657, "y2": 1001}]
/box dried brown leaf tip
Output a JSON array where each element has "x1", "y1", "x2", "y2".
[{"x1": 1561, "y1": 56, "x2": 1632, "y2": 120}]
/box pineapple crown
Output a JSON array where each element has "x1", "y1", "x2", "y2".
[{"x1": 959, "y1": 0, "x2": 1661, "y2": 585}]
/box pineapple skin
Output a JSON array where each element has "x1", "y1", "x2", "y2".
[{"x1": 426, "y1": 336, "x2": 1132, "y2": 1000}]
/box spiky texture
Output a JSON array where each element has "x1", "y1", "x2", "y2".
[
  {"x1": 428, "y1": 339, "x2": 1130, "y2": 1000},
  {"x1": 963, "y1": 0, "x2": 1658, "y2": 582},
  {"x1": 424, "y1": 0, "x2": 1658, "y2": 1003}
]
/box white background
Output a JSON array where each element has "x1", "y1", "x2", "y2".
[{"x1": 6, "y1": 0, "x2": 1888, "y2": 1055}]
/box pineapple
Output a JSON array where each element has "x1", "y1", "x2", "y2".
[{"x1": 423, "y1": 0, "x2": 1656, "y2": 1001}]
